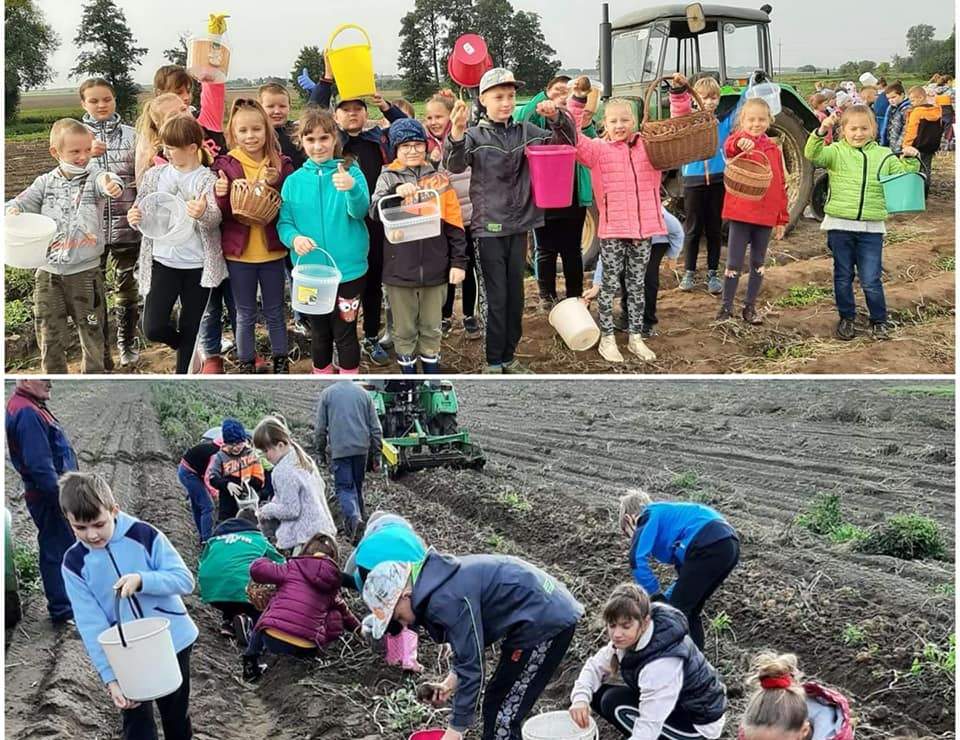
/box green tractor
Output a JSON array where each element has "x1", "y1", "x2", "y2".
[{"x1": 363, "y1": 380, "x2": 486, "y2": 479}]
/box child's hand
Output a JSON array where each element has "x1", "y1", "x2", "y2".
[
  {"x1": 371, "y1": 93, "x2": 391, "y2": 112},
  {"x1": 395, "y1": 183, "x2": 418, "y2": 200},
  {"x1": 297, "y1": 67, "x2": 317, "y2": 93},
  {"x1": 127, "y1": 206, "x2": 142, "y2": 226},
  {"x1": 570, "y1": 702, "x2": 592, "y2": 730},
  {"x1": 6, "y1": 205, "x2": 21, "y2": 216},
  {"x1": 323, "y1": 49, "x2": 333, "y2": 81},
  {"x1": 332, "y1": 163, "x2": 355, "y2": 192},
  {"x1": 262, "y1": 166, "x2": 280, "y2": 186},
  {"x1": 91, "y1": 139, "x2": 107, "y2": 157},
  {"x1": 185, "y1": 196, "x2": 207, "y2": 220},
  {"x1": 107, "y1": 681, "x2": 141, "y2": 710},
  {"x1": 226, "y1": 481, "x2": 242, "y2": 498},
  {"x1": 429, "y1": 147, "x2": 442, "y2": 164},
  {"x1": 901, "y1": 145, "x2": 920, "y2": 158},
  {"x1": 113, "y1": 573, "x2": 142, "y2": 599},
  {"x1": 293, "y1": 236, "x2": 317, "y2": 256},
  {"x1": 737, "y1": 137, "x2": 755, "y2": 152},
  {"x1": 572, "y1": 76, "x2": 592, "y2": 95},
  {"x1": 214, "y1": 170, "x2": 230, "y2": 197},
  {"x1": 773, "y1": 225, "x2": 786, "y2": 241},
  {"x1": 449, "y1": 267, "x2": 466, "y2": 285},
  {"x1": 100, "y1": 175, "x2": 123, "y2": 199},
  {"x1": 671, "y1": 72, "x2": 688, "y2": 88},
  {"x1": 535, "y1": 99, "x2": 560, "y2": 120},
  {"x1": 450, "y1": 99, "x2": 469, "y2": 140},
  {"x1": 580, "y1": 284, "x2": 599, "y2": 303},
  {"x1": 819, "y1": 112, "x2": 839, "y2": 133},
  {"x1": 440, "y1": 730, "x2": 463, "y2": 740}
]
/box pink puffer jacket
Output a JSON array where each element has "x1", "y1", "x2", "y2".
[{"x1": 568, "y1": 97, "x2": 666, "y2": 240}]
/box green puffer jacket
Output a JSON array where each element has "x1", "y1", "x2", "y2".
[
  {"x1": 198, "y1": 518, "x2": 284, "y2": 605},
  {"x1": 804, "y1": 133, "x2": 921, "y2": 221}
]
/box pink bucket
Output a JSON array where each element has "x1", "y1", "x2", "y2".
[
  {"x1": 526, "y1": 145, "x2": 577, "y2": 208},
  {"x1": 409, "y1": 731, "x2": 445, "y2": 740}
]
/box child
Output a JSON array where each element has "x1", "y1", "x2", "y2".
[
  {"x1": 568, "y1": 583, "x2": 728, "y2": 740},
  {"x1": 565, "y1": 96, "x2": 662, "y2": 363},
  {"x1": 805, "y1": 106, "x2": 921, "y2": 341},
  {"x1": 903, "y1": 85, "x2": 942, "y2": 195},
  {"x1": 618, "y1": 490, "x2": 740, "y2": 649},
  {"x1": 208, "y1": 418, "x2": 266, "y2": 523},
  {"x1": 873, "y1": 77, "x2": 890, "y2": 122},
  {"x1": 670, "y1": 74, "x2": 741, "y2": 294},
  {"x1": 80, "y1": 77, "x2": 140, "y2": 369},
  {"x1": 252, "y1": 415, "x2": 336, "y2": 553},
  {"x1": 277, "y1": 108, "x2": 370, "y2": 374},
  {"x1": 212, "y1": 98, "x2": 295, "y2": 373},
  {"x1": 424, "y1": 90, "x2": 483, "y2": 341},
  {"x1": 128, "y1": 116, "x2": 227, "y2": 374},
  {"x1": 363, "y1": 553, "x2": 583, "y2": 739},
  {"x1": 445, "y1": 67, "x2": 576, "y2": 374},
  {"x1": 716, "y1": 97, "x2": 789, "y2": 324},
  {"x1": 369, "y1": 119, "x2": 468, "y2": 373},
  {"x1": 881, "y1": 82, "x2": 911, "y2": 151},
  {"x1": 740, "y1": 653, "x2": 853, "y2": 740},
  {"x1": 59, "y1": 472, "x2": 197, "y2": 736},
  {"x1": 152, "y1": 62, "x2": 227, "y2": 159},
  {"x1": 5, "y1": 119, "x2": 123, "y2": 374},
  {"x1": 133, "y1": 93, "x2": 190, "y2": 185},
  {"x1": 177, "y1": 428, "x2": 222, "y2": 544},
  {"x1": 243, "y1": 532, "x2": 360, "y2": 681},
  {"x1": 258, "y1": 82, "x2": 305, "y2": 169},
  {"x1": 860, "y1": 85, "x2": 878, "y2": 110},
  {"x1": 393, "y1": 98, "x2": 416, "y2": 119},
  {"x1": 198, "y1": 507, "x2": 284, "y2": 639},
  {"x1": 809, "y1": 93, "x2": 833, "y2": 144}
]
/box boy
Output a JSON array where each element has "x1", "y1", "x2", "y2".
[
  {"x1": 903, "y1": 85, "x2": 943, "y2": 195},
  {"x1": 178, "y1": 430, "x2": 222, "y2": 544},
  {"x1": 445, "y1": 67, "x2": 576, "y2": 374},
  {"x1": 79, "y1": 78, "x2": 140, "y2": 370},
  {"x1": 881, "y1": 82, "x2": 911, "y2": 151},
  {"x1": 258, "y1": 82, "x2": 305, "y2": 169},
  {"x1": 5, "y1": 119, "x2": 123, "y2": 373},
  {"x1": 207, "y1": 418, "x2": 265, "y2": 523},
  {"x1": 363, "y1": 554, "x2": 583, "y2": 740},
  {"x1": 59, "y1": 471, "x2": 197, "y2": 737}
]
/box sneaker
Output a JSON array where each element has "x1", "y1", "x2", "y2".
[
  {"x1": 627, "y1": 333, "x2": 657, "y2": 361},
  {"x1": 741, "y1": 304, "x2": 763, "y2": 325},
  {"x1": 292, "y1": 319, "x2": 309, "y2": 336},
  {"x1": 441, "y1": 318, "x2": 453, "y2": 338},
  {"x1": 871, "y1": 321, "x2": 892, "y2": 340},
  {"x1": 482, "y1": 364, "x2": 503, "y2": 374},
  {"x1": 220, "y1": 337, "x2": 235, "y2": 355},
  {"x1": 836, "y1": 318, "x2": 857, "y2": 341},
  {"x1": 253, "y1": 356, "x2": 271, "y2": 373},
  {"x1": 361, "y1": 337, "x2": 391, "y2": 366},
  {"x1": 378, "y1": 330, "x2": 394, "y2": 351},
  {"x1": 598, "y1": 336, "x2": 624, "y2": 363},
  {"x1": 715, "y1": 306, "x2": 734, "y2": 321},
  {"x1": 679, "y1": 271, "x2": 696, "y2": 291},
  {"x1": 706, "y1": 270, "x2": 723, "y2": 295},
  {"x1": 232, "y1": 614, "x2": 253, "y2": 646},
  {"x1": 502, "y1": 359, "x2": 534, "y2": 374},
  {"x1": 242, "y1": 655, "x2": 265, "y2": 683},
  {"x1": 463, "y1": 316, "x2": 482, "y2": 340},
  {"x1": 219, "y1": 622, "x2": 235, "y2": 638},
  {"x1": 641, "y1": 322, "x2": 656, "y2": 338}
]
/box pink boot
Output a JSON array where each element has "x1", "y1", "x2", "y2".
[
  {"x1": 339, "y1": 366, "x2": 359, "y2": 375},
  {"x1": 385, "y1": 627, "x2": 423, "y2": 672},
  {"x1": 312, "y1": 364, "x2": 337, "y2": 374}
]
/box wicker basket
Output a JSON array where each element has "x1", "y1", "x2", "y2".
[
  {"x1": 640, "y1": 77, "x2": 718, "y2": 171},
  {"x1": 246, "y1": 581, "x2": 277, "y2": 612},
  {"x1": 230, "y1": 178, "x2": 281, "y2": 227},
  {"x1": 724, "y1": 150, "x2": 773, "y2": 201}
]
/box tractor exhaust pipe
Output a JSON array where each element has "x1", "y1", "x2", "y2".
[{"x1": 600, "y1": 3, "x2": 612, "y2": 100}]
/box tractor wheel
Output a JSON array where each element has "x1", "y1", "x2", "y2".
[
  {"x1": 770, "y1": 108, "x2": 814, "y2": 234},
  {"x1": 430, "y1": 413, "x2": 458, "y2": 436},
  {"x1": 810, "y1": 170, "x2": 829, "y2": 221},
  {"x1": 582, "y1": 206, "x2": 600, "y2": 270}
]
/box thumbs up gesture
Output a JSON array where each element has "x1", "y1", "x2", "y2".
[
  {"x1": 331, "y1": 162, "x2": 354, "y2": 192},
  {"x1": 262, "y1": 166, "x2": 280, "y2": 185},
  {"x1": 214, "y1": 170, "x2": 229, "y2": 197},
  {"x1": 185, "y1": 194, "x2": 207, "y2": 219}
]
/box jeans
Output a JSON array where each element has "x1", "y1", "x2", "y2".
[
  {"x1": 24, "y1": 491, "x2": 76, "y2": 621},
  {"x1": 245, "y1": 629, "x2": 317, "y2": 659},
  {"x1": 827, "y1": 230, "x2": 886, "y2": 322},
  {"x1": 332, "y1": 455, "x2": 367, "y2": 527},
  {"x1": 722, "y1": 221, "x2": 772, "y2": 310},
  {"x1": 199, "y1": 279, "x2": 237, "y2": 357},
  {"x1": 142, "y1": 262, "x2": 210, "y2": 374},
  {"x1": 121, "y1": 644, "x2": 193, "y2": 739},
  {"x1": 227, "y1": 259, "x2": 289, "y2": 361},
  {"x1": 176, "y1": 464, "x2": 214, "y2": 543}
]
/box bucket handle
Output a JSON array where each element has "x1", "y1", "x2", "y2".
[
  {"x1": 113, "y1": 590, "x2": 145, "y2": 649},
  {"x1": 521, "y1": 100, "x2": 576, "y2": 152},
  {"x1": 877, "y1": 152, "x2": 927, "y2": 183},
  {"x1": 327, "y1": 23, "x2": 372, "y2": 52},
  {"x1": 376, "y1": 188, "x2": 440, "y2": 220},
  {"x1": 642, "y1": 75, "x2": 709, "y2": 126},
  {"x1": 294, "y1": 245, "x2": 340, "y2": 272}
]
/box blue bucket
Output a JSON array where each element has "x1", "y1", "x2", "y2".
[{"x1": 878, "y1": 153, "x2": 926, "y2": 214}]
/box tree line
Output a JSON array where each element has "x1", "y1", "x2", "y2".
[{"x1": 830, "y1": 24, "x2": 955, "y2": 79}]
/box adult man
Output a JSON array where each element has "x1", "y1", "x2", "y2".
[{"x1": 5, "y1": 380, "x2": 77, "y2": 623}]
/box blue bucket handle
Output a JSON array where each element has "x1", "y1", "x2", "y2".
[
  {"x1": 877, "y1": 152, "x2": 927, "y2": 184},
  {"x1": 294, "y1": 245, "x2": 339, "y2": 273}
]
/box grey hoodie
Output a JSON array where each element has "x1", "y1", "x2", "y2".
[
  {"x1": 315, "y1": 381, "x2": 383, "y2": 460},
  {"x1": 82, "y1": 113, "x2": 138, "y2": 245}
]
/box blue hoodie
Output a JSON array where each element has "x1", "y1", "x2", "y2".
[
  {"x1": 629, "y1": 502, "x2": 737, "y2": 597},
  {"x1": 62, "y1": 511, "x2": 199, "y2": 684},
  {"x1": 278, "y1": 158, "x2": 370, "y2": 283},
  {"x1": 411, "y1": 550, "x2": 583, "y2": 732}
]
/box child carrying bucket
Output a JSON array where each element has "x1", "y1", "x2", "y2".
[
  {"x1": 59, "y1": 472, "x2": 198, "y2": 736},
  {"x1": 277, "y1": 108, "x2": 370, "y2": 374}
]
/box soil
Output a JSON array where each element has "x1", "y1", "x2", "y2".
[
  {"x1": 4, "y1": 142, "x2": 955, "y2": 374},
  {"x1": 4, "y1": 380, "x2": 955, "y2": 739}
]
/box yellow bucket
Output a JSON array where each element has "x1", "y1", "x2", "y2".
[{"x1": 327, "y1": 24, "x2": 376, "y2": 100}]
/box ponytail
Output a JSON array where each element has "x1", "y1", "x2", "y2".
[
  {"x1": 741, "y1": 652, "x2": 809, "y2": 740},
  {"x1": 252, "y1": 415, "x2": 318, "y2": 475}
]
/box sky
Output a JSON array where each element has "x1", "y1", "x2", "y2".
[{"x1": 32, "y1": 0, "x2": 957, "y2": 89}]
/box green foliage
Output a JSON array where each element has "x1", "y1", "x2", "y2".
[
  {"x1": 909, "y1": 634, "x2": 956, "y2": 677},
  {"x1": 4, "y1": 0, "x2": 60, "y2": 122},
  {"x1": 795, "y1": 492, "x2": 844, "y2": 535},
  {"x1": 841, "y1": 623, "x2": 866, "y2": 645},
  {"x1": 398, "y1": 8, "x2": 440, "y2": 101},
  {"x1": 13, "y1": 544, "x2": 41, "y2": 592},
  {"x1": 508, "y1": 10, "x2": 561, "y2": 91},
  {"x1": 761, "y1": 341, "x2": 815, "y2": 362},
  {"x1": 856, "y1": 514, "x2": 946, "y2": 560},
  {"x1": 885, "y1": 385, "x2": 955, "y2": 398},
  {"x1": 709, "y1": 611, "x2": 732, "y2": 634},
  {"x1": 774, "y1": 284, "x2": 831, "y2": 308},
  {"x1": 376, "y1": 687, "x2": 433, "y2": 732},
  {"x1": 935, "y1": 582, "x2": 954, "y2": 597},
  {"x1": 290, "y1": 45, "x2": 328, "y2": 103},
  {"x1": 672, "y1": 471, "x2": 700, "y2": 490},
  {"x1": 5, "y1": 267, "x2": 35, "y2": 300},
  {"x1": 935, "y1": 254, "x2": 955, "y2": 271},
  {"x1": 485, "y1": 532, "x2": 506, "y2": 551},
  {"x1": 5, "y1": 299, "x2": 33, "y2": 334},
  {"x1": 498, "y1": 490, "x2": 532, "y2": 513},
  {"x1": 829, "y1": 523, "x2": 868, "y2": 544},
  {"x1": 837, "y1": 60, "x2": 877, "y2": 76}
]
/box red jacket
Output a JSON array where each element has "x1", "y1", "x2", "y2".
[
  {"x1": 250, "y1": 554, "x2": 360, "y2": 648},
  {"x1": 722, "y1": 131, "x2": 789, "y2": 228}
]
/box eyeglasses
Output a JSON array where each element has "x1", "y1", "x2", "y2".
[{"x1": 398, "y1": 142, "x2": 427, "y2": 152}]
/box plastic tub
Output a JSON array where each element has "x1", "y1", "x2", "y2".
[
  {"x1": 378, "y1": 190, "x2": 442, "y2": 244},
  {"x1": 549, "y1": 298, "x2": 601, "y2": 351},
  {"x1": 137, "y1": 192, "x2": 194, "y2": 244},
  {"x1": 526, "y1": 145, "x2": 577, "y2": 208},
  {"x1": 292, "y1": 248, "x2": 342, "y2": 315},
  {"x1": 5, "y1": 213, "x2": 56, "y2": 269},
  {"x1": 327, "y1": 24, "x2": 376, "y2": 100},
  {"x1": 522, "y1": 711, "x2": 598, "y2": 740},
  {"x1": 745, "y1": 80, "x2": 782, "y2": 117}
]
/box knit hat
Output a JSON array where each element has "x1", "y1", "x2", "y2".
[
  {"x1": 388, "y1": 118, "x2": 427, "y2": 151},
  {"x1": 362, "y1": 561, "x2": 412, "y2": 639},
  {"x1": 221, "y1": 418, "x2": 247, "y2": 445}
]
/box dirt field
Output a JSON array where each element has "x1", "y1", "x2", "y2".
[
  {"x1": 4, "y1": 380, "x2": 955, "y2": 739},
  {"x1": 4, "y1": 140, "x2": 955, "y2": 374}
]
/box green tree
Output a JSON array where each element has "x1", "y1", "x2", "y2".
[
  {"x1": 4, "y1": 0, "x2": 60, "y2": 122},
  {"x1": 920, "y1": 29, "x2": 955, "y2": 77},
  {"x1": 290, "y1": 45, "x2": 327, "y2": 103},
  {"x1": 474, "y1": 0, "x2": 515, "y2": 68},
  {"x1": 508, "y1": 10, "x2": 560, "y2": 92},
  {"x1": 397, "y1": 10, "x2": 436, "y2": 100},
  {"x1": 875, "y1": 61, "x2": 892, "y2": 77},
  {"x1": 797, "y1": 64, "x2": 818, "y2": 73},
  {"x1": 415, "y1": 0, "x2": 448, "y2": 86},
  {"x1": 71, "y1": 0, "x2": 147, "y2": 119},
  {"x1": 906, "y1": 24, "x2": 936, "y2": 56}
]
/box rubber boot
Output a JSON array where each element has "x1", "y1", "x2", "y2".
[
  {"x1": 397, "y1": 354, "x2": 418, "y2": 374},
  {"x1": 627, "y1": 333, "x2": 657, "y2": 361},
  {"x1": 419, "y1": 355, "x2": 441, "y2": 374},
  {"x1": 117, "y1": 305, "x2": 140, "y2": 367},
  {"x1": 201, "y1": 355, "x2": 225, "y2": 374}
]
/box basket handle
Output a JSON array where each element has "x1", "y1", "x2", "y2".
[
  {"x1": 727, "y1": 148, "x2": 771, "y2": 168},
  {"x1": 327, "y1": 23, "x2": 371, "y2": 52},
  {"x1": 294, "y1": 245, "x2": 339, "y2": 272},
  {"x1": 642, "y1": 76, "x2": 708, "y2": 126}
]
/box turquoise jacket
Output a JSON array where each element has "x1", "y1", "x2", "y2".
[{"x1": 278, "y1": 158, "x2": 370, "y2": 282}]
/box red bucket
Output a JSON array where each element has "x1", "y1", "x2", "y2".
[
  {"x1": 409, "y1": 731, "x2": 446, "y2": 740},
  {"x1": 448, "y1": 34, "x2": 493, "y2": 88},
  {"x1": 526, "y1": 145, "x2": 577, "y2": 208}
]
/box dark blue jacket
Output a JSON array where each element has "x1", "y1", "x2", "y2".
[
  {"x1": 5, "y1": 388, "x2": 78, "y2": 503},
  {"x1": 873, "y1": 91, "x2": 890, "y2": 126},
  {"x1": 629, "y1": 502, "x2": 737, "y2": 596},
  {"x1": 411, "y1": 550, "x2": 583, "y2": 732}
]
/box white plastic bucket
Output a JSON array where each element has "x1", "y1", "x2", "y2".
[
  {"x1": 378, "y1": 189, "x2": 442, "y2": 244},
  {"x1": 745, "y1": 80, "x2": 782, "y2": 117},
  {"x1": 5, "y1": 213, "x2": 56, "y2": 268},
  {"x1": 522, "y1": 711, "x2": 598, "y2": 740},
  {"x1": 138, "y1": 192, "x2": 194, "y2": 244},
  {"x1": 98, "y1": 599, "x2": 182, "y2": 701},
  {"x1": 292, "y1": 248, "x2": 342, "y2": 315},
  {"x1": 549, "y1": 298, "x2": 601, "y2": 351}
]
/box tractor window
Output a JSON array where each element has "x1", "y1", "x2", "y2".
[
  {"x1": 664, "y1": 36, "x2": 680, "y2": 77},
  {"x1": 722, "y1": 21, "x2": 761, "y2": 78},
  {"x1": 696, "y1": 30, "x2": 721, "y2": 77},
  {"x1": 612, "y1": 22, "x2": 668, "y2": 85}
]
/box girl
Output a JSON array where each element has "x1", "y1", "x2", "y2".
[
  {"x1": 567, "y1": 96, "x2": 663, "y2": 364},
  {"x1": 716, "y1": 97, "x2": 789, "y2": 325},
  {"x1": 740, "y1": 653, "x2": 853, "y2": 740},
  {"x1": 242, "y1": 533, "x2": 360, "y2": 682},
  {"x1": 152, "y1": 62, "x2": 227, "y2": 159},
  {"x1": 133, "y1": 93, "x2": 189, "y2": 184},
  {"x1": 128, "y1": 116, "x2": 227, "y2": 374},
  {"x1": 212, "y1": 99, "x2": 295, "y2": 373},
  {"x1": 805, "y1": 106, "x2": 920, "y2": 341},
  {"x1": 424, "y1": 90, "x2": 483, "y2": 341},
  {"x1": 619, "y1": 489, "x2": 739, "y2": 650},
  {"x1": 252, "y1": 415, "x2": 336, "y2": 554},
  {"x1": 569, "y1": 583, "x2": 728, "y2": 740},
  {"x1": 277, "y1": 108, "x2": 370, "y2": 374},
  {"x1": 369, "y1": 118, "x2": 468, "y2": 374},
  {"x1": 809, "y1": 93, "x2": 833, "y2": 143}
]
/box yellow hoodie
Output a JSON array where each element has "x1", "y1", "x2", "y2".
[{"x1": 227, "y1": 148, "x2": 279, "y2": 264}]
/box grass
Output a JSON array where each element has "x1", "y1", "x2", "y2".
[
  {"x1": 760, "y1": 339, "x2": 816, "y2": 362},
  {"x1": 774, "y1": 284, "x2": 831, "y2": 308},
  {"x1": 13, "y1": 544, "x2": 41, "y2": 592},
  {"x1": 909, "y1": 634, "x2": 956, "y2": 678},
  {"x1": 485, "y1": 532, "x2": 507, "y2": 551},
  {"x1": 934, "y1": 254, "x2": 955, "y2": 271},
  {"x1": 884, "y1": 385, "x2": 955, "y2": 398},
  {"x1": 709, "y1": 610, "x2": 733, "y2": 634},
  {"x1": 855, "y1": 513, "x2": 946, "y2": 560},
  {"x1": 672, "y1": 471, "x2": 700, "y2": 490},
  {"x1": 497, "y1": 489, "x2": 533, "y2": 514},
  {"x1": 842, "y1": 623, "x2": 866, "y2": 645}
]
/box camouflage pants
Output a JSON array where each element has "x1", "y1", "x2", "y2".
[
  {"x1": 598, "y1": 238, "x2": 650, "y2": 336},
  {"x1": 33, "y1": 267, "x2": 106, "y2": 374},
  {"x1": 100, "y1": 243, "x2": 140, "y2": 368}
]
